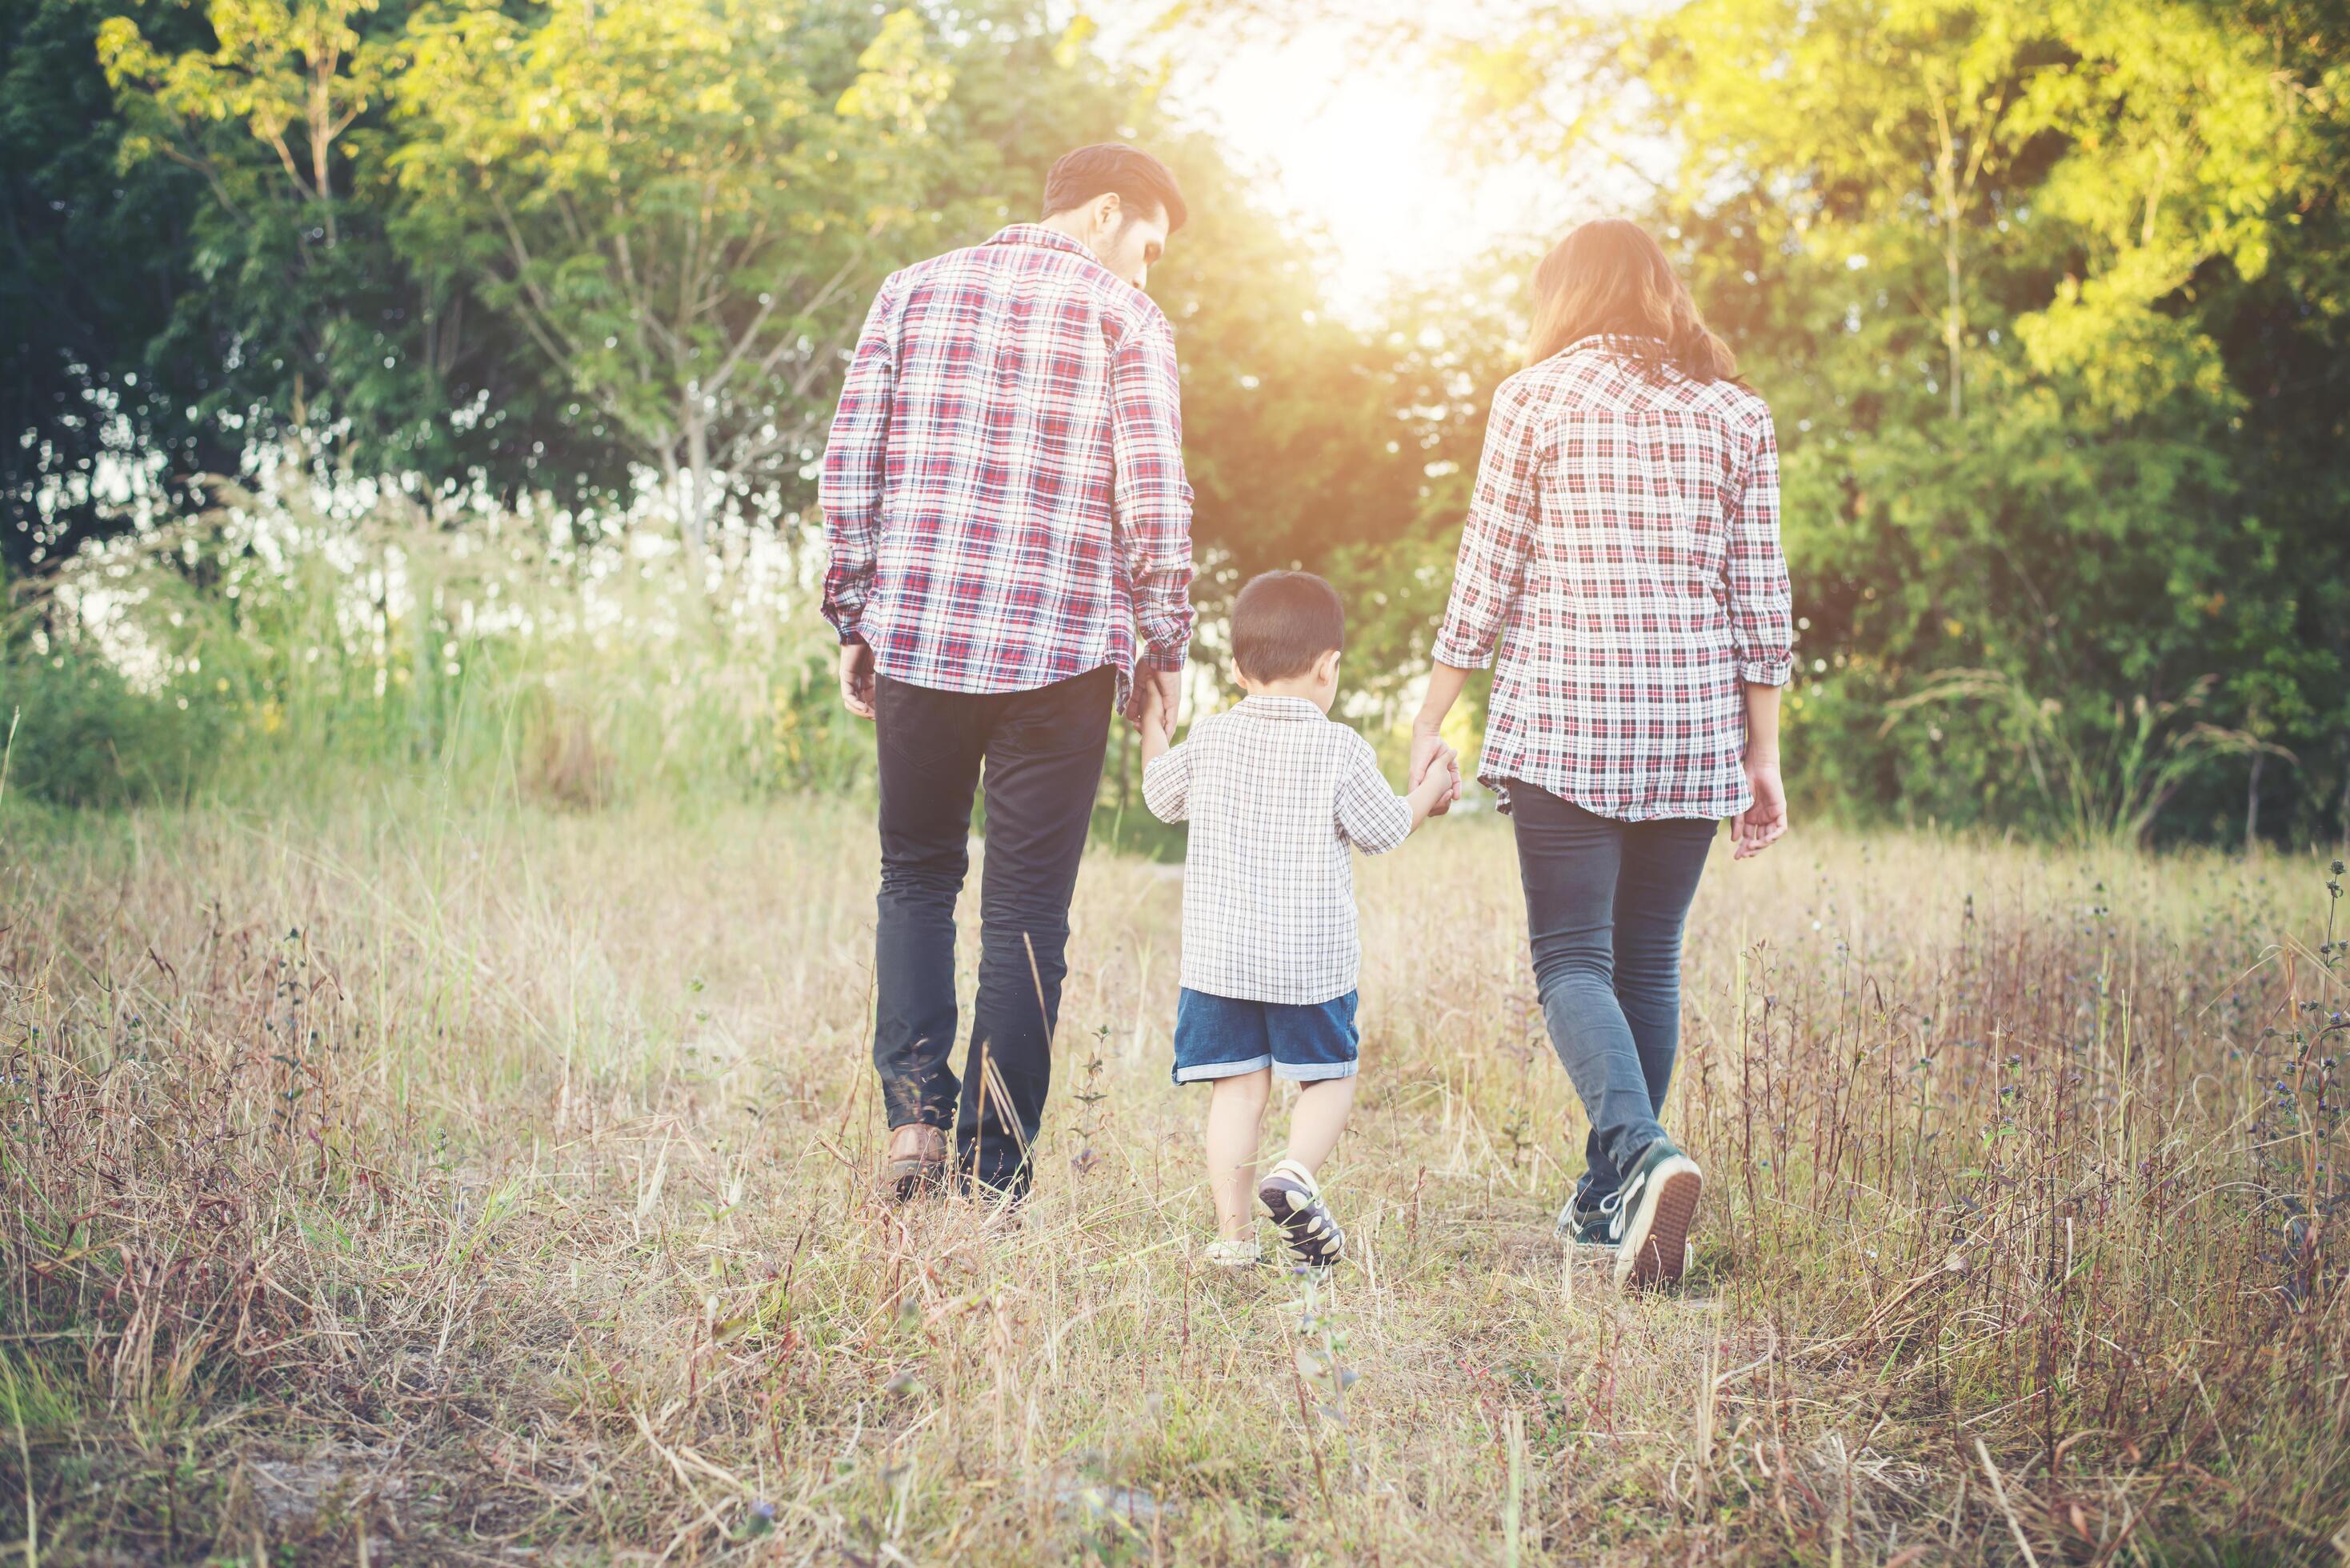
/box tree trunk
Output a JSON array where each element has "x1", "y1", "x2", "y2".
[
  {"x1": 682, "y1": 405, "x2": 715, "y2": 580},
  {"x1": 2245, "y1": 750, "x2": 2264, "y2": 854}
]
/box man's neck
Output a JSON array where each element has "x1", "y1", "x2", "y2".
[{"x1": 1035, "y1": 212, "x2": 1097, "y2": 255}]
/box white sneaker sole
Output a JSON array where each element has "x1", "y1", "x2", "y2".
[{"x1": 1613, "y1": 1157, "x2": 1701, "y2": 1290}]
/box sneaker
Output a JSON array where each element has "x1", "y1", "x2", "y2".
[
  {"x1": 1556, "y1": 1190, "x2": 1621, "y2": 1257},
  {"x1": 1257, "y1": 1158, "x2": 1345, "y2": 1268},
  {"x1": 1202, "y1": 1237, "x2": 1265, "y2": 1269},
  {"x1": 1611, "y1": 1138, "x2": 1702, "y2": 1290}
]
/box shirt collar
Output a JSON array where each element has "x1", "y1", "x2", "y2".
[
  {"x1": 1559, "y1": 332, "x2": 1670, "y2": 359},
  {"x1": 985, "y1": 223, "x2": 1099, "y2": 262},
  {"x1": 1236, "y1": 694, "x2": 1327, "y2": 721}
]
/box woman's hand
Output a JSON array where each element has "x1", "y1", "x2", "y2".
[
  {"x1": 1734, "y1": 758, "x2": 1787, "y2": 858},
  {"x1": 1409, "y1": 729, "x2": 1458, "y2": 814},
  {"x1": 1411, "y1": 661, "x2": 1475, "y2": 815}
]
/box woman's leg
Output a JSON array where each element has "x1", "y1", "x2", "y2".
[
  {"x1": 1510, "y1": 785, "x2": 1658, "y2": 1202},
  {"x1": 1611, "y1": 818, "x2": 1720, "y2": 1126}
]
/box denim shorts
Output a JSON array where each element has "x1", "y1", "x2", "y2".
[{"x1": 1171, "y1": 988, "x2": 1359, "y2": 1084}]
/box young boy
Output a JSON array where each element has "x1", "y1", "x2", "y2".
[{"x1": 1139, "y1": 571, "x2": 1458, "y2": 1268}]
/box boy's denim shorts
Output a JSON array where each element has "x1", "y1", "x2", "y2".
[{"x1": 1172, "y1": 988, "x2": 1359, "y2": 1084}]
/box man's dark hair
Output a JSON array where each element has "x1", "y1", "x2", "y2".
[
  {"x1": 1231, "y1": 571, "x2": 1345, "y2": 683},
  {"x1": 1042, "y1": 143, "x2": 1189, "y2": 234}
]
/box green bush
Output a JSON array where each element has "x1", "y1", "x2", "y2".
[{"x1": 0, "y1": 638, "x2": 218, "y2": 809}]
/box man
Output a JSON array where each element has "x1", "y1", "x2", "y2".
[{"x1": 820, "y1": 143, "x2": 1196, "y2": 1201}]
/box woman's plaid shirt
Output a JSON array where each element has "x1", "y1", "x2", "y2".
[
  {"x1": 819, "y1": 226, "x2": 1195, "y2": 704},
  {"x1": 1143, "y1": 696, "x2": 1413, "y2": 1006},
  {"x1": 1433, "y1": 337, "x2": 1795, "y2": 821}
]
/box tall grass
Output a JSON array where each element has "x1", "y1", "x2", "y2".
[
  {"x1": 3, "y1": 796, "x2": 2344, "y2": 1562},
  {"x1": 2, "y1": 466, "x2": 870, "y2": 810}
]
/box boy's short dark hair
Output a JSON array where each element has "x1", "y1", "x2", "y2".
[
  {"x1": 1042, "y1": 143, "x2": 1189, "y2": 234},
  {"x1": 1231, "y1": 571, "x2": 1345, "y2": 683}
]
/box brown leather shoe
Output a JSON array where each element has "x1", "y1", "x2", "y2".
[{"x1": 880, "y1": 1126, "x2": 949, "y2": 1204}]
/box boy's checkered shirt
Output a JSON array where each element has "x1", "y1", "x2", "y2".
[
  {"x1": 1143, "y1": 695, "x2": 1413, "y2": 1006},
  {"x1": 1433, "y1": 335, "x2": 1795, "y2": 821}
]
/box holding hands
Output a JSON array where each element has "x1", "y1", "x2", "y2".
[
  {"x1": 1408, "y1": 727, "x2": 1463, "y2": 817},
  {"x1": 1407, "y1": 734, "x2": 1462, "y2": 826},
  {"x1": 1133, "y1": 666, "x2": 1182, "y2": 744}
]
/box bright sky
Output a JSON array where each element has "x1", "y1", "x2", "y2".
[{"x1": 1089, "y1": 7, "x2": 1572, "y2": 316}]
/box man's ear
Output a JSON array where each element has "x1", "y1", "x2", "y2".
[{"x1": 1091, "y1": 191, "x2": 1123, "y2": 233}]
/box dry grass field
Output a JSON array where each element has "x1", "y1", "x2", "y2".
[{"x1": 4, "y1": 794, "x2": 2347, "y2": 1564}]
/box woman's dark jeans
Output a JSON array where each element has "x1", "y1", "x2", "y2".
[{"x1": 1507, "y1": 782, "x2": 1717, "y2": 1209}]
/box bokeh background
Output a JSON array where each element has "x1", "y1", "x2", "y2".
[{"x1": 4, "y1": 0, "x2": 2346, "y2": 845}]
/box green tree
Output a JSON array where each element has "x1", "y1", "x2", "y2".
[
  {"x1": 1446, "y1": 0, "x2": 2350, "y2": 841},
  {"x1": 388, "y1": 0, "x2": 951, "y2": 566}
]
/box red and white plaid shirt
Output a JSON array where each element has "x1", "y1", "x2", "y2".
[
  {"x1": 820, "y1": 225, "x2": 1195, "y2": 702},
  {"x1": 1433, "y1": 336, "x2": 1795, "y2": 822}
]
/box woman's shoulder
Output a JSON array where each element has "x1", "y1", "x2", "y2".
[{"x1": 1709, "y1": 378, "x2": 1773, "y2": 424}]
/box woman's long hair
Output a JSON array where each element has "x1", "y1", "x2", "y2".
[{"x1": 1523, "y1": 219, "x2": 1739, "y2": 382}]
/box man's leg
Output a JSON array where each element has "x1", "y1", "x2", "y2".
[
  {"x1": 873, "y1": 675, "x2": 987, "y2": 1152},
  {"x1": 1611, "y1": 818, "x2": 1719, "y2": 1130},
  {"x1": 957, "y1": 666, "x2": 1114, "y2": 1194},
  {"x1": 1509, "y1": 784, "x2": 1657, "y2": 1203}
]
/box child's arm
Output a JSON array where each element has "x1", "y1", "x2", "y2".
[
  {"x1": 1139, "y1": 680, "x2": 1172, "y2": 770},
  {"x1": 1335, "y1": 735, "x2": 1451, "y2": 853},
  {"x1": 1139, "y1": 682, "x2": 1191, "y2": 823}
]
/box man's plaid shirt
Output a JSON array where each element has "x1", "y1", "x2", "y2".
[
  {"x1": 1143, "y1": 696, "x2": 1414, "y2": 1006},
  {"x1": 820, "y1": 225, "x2": 1195, "y2": 702},
  {"x1": 1433, "y1": 336, "x2": 1796, "y2": 821}
]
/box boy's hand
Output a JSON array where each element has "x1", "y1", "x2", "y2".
[
  {"x1": 1404, "y1": 741, "x2": 1458, "y2": 831},
  {"x1": 1128, "y1": 666, "x2": 1180, "y2": 740},
  {"x1": 1412, "y1": 742, "x2": 1455, "y2": 802}
]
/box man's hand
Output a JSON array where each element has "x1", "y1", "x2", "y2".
[
  {"x1": 1129, "y1": 666, "x2": 1182, "y2": 741},
  {"x1": 839, "y1": 642, "x2": 876, "y2": 720},
  {"x1": 1411, "y1": 727, "x2": 1460, "y2": 816},
  {"x1": 1734, "y1": 758, "x2": 1787, "y2": 858}
]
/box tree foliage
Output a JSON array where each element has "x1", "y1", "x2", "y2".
[
  {"x1": 5, "y1": 0, "x2": 2345, "y2": 838},
  {"x1": 1447, "y1": 0, "x2": 2350, "y2": 841},
  {"x1": 389, "y1": 0, "x2": 953, "y2": 561}
]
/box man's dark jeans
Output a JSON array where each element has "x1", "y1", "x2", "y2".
[
  {"x1": 1507, "y1": 782, "x2": 1718, "y2": 1208},
  {"x1": 873, "y1": 666, "x2": 1113, "y2": 1194}
]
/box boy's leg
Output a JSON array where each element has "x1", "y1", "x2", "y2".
[
  {"x1": 1176, "y1": 990, "x2": 1276, "y2": 1242},
  {"x1": 1205, "y1": 1068, "x2": 1274, "y2": 1242},
  {"x1": 872, "y1": 676, "x2": 988, "y2": 1158},
  {"x1": 1259, "y1": 992, "x2": 1359, "y2": 1266},
  {"x1": 1507, "y1": 783, "x2": 1656, "y2": 1198},
  {"x1": 958, "y1": 667, "x2": 1115, "y2": 1195},
  {"x1": 1282, "y1": 1076, "x2": 1358, "y2": 1175}
]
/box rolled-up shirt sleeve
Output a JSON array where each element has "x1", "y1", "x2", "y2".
[
  {"x1": 1110, "y1": 314, "x2": 1196, "y2": 674},
  {"x1": 1431, "y1": 381, "x2": 1541, "y2": 670},
  {"x1": 818, "y1": 276, "x2": 900, "y2": 646},
  {"x1": 1333, "y1": 735, "x2": 1412, "y2": 854},
  {"x1": 1143, "y1": 742, "x2": 1193, "y2": 824},
  {"x1": 1727, "y1": 408, "x2": 1795, "y2": 686}
]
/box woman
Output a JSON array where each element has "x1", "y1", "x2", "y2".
[{"x1": 1411, "y1": 219, "x2": 1793, "y2": 1290}]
